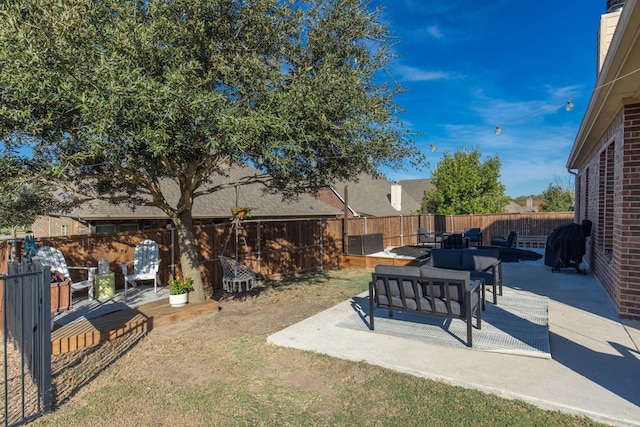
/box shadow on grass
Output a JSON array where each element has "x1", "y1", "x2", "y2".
[{"x1": 50, "y1": 326, "x2": 147, "y2": 409}]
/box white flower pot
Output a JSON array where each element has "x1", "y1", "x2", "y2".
[{"x1": 169, "y1": 292, "x2": 188, "y2": 307}]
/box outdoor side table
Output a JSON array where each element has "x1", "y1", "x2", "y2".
[{"x1": 95, "y1": 272, "x2": 115, "y2": 299}]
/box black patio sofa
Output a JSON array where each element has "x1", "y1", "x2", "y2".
[
  {"x1": 369, "y1": 265, "x2": 482, "y2": 347},
  {"x1": 430, "y1": 248, "x2": 503, "y2": 305}
]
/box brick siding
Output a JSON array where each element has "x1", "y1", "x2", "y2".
[{"x1": 577, "y1": 103, "x2": 640, "y2": 320}]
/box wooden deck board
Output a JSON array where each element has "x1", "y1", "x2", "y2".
[{"x1": 51, "y1": 299, "x2": 219, "y2": 355}]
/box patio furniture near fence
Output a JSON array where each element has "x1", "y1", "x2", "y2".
[
  {"x1": 417, "y1": 228, "x2": 442, "y2": 247},
  {"x1": 35, "y1": 246, "x2": 97, "y2": 300},
  {"x1": 490, "y1": 230, "x2": 518, "y2": 248},
  {"x1": 121, "y1": 239, "x2": 161, "y2": 297},
  {"x1": 219, "y1": 255, "x2": 257, "y2": 293},
  {"x1": 463, "y1": 227, "x2": 483, "y2": 247},
  {"x1": 441, "y1": 233, "x2": 468, "y2": 249}
]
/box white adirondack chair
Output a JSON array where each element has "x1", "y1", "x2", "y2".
[
  {"x1": 35, "y1": 246, "x2": 97, "y2": 300},
  {"x1": 121, "y1": 239, "x2": 161, "y2": 297}
]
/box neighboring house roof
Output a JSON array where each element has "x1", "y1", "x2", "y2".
[
  {"x1": 65, "y1": 165, "x2": 342, "y2": 220},
  {"x1": 328, "y1": 174, "x2": 422, "y2": 216},
  {"x1": 398, "y1": 178, "x2": 433, "y2": 208},
  {"x1": 568, "y1": 0, "x2": 640, "y2": 168},
  {"x1": 503, "y1": 201, "x2": 538, "y2": 213}
]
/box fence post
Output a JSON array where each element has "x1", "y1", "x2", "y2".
[
  {"x1": 38, "y1": 260, "x2": 52, "y2": 413},
  {"x1": 256, "y1": 221, "x2": 262, "y2": 275},
  {"x1": 319, "y1": 220, "x2": 324, "y2": 272}
]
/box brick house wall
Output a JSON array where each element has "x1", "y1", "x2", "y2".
[
  {"x1": 313, "y1": 188, "x2": 353, "y2": 217},
  {"x1": 32, "y1": 215, "x2": 91, "y2": 237},
  {"x1": 32, "y1": 216, "x2": 175, "y2": 237},
  {"x1": 577, "y1": 103, "x2": 640, "y2": 319}
]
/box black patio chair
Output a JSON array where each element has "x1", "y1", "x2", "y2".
[
  {"x1": 490, "y1": 230, "x2": 518, "y2": 248},
  {"x1": 441, "y1": 233, "x2": 468, "y2": 249},
  {"x1": 418, "y1": 228, "x2": 442, "y2": 247},
  {"x1": 464, "y1": 227, "x2": 483, "y2": 247}
]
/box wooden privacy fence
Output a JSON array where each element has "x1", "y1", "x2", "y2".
[
  {"x1": 0, "y1": 212, "x2": 575, "y2": 292},
  {"x1": 344, "y1": 212, "x2": 575, "y2": 249},
  {"x1": 0, "y1": 219, "x2": 342, "y2": 294}
]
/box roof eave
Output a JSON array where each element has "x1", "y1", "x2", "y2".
[{"x1": 568, "y1": 0, "x2": 640, "y2": 169}]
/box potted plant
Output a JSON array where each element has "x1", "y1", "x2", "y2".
[
  {"x1": 167, "y1": 277, "x2": 193, "y2": 307},
  {"x1": 231, "y1": 206, "x2": 252, "y2": 219}
]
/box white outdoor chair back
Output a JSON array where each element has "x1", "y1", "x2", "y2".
[
  {"x1": 35, "y1": 246, "x2": 96, "y2": 299},
  {"x1": 134, "y1": 240, "x2": 159, "y2": 276},
  {"x1": 36, "y1": 246, "x2": 69, "y2": 278},
  {"x1": 121, "y1": 239, "x2": 161, "y2": 297}
]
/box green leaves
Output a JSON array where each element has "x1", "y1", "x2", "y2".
[
  {"x1": 1, "y1": 0, "x2": 416, "y2": 199},
  {"x1": 0, "y1": 151, "x2": 70, "y2": 230},
  {"x1": 425, "y1": 147, "x2": 509, "y2": 215},
  {"x1": 1, "y1": 0, "x2": 418, "y2": 297},
  {"x1": 540, "y1": 182, "x2": 574, "y2": 212}
]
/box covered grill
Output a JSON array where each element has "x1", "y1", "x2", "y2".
[{"x1": 544, "y1": 220, "x2": 592, "y2": 274}]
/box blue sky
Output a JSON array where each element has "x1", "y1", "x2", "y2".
[{"x1": 374, "y1": 1, "x2": 606, "y2": 197}]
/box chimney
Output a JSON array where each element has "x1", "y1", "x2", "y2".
[
  {"x1": 607, "y1": 0, "x2": 624, "y2": 12},
  {"x1": 597, "y1": 1, "x2": 625, "y2": 74},
  {"x1": 391, "y1": 184, "x2": 402, "y2": 211}
]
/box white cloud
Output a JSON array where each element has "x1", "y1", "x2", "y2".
[
  {"x1": 424, "y1": 25, "x2": 444, "y2": 40},
  {"x1": 395, "y1": 65, "x2": 454, "y2": 82}
]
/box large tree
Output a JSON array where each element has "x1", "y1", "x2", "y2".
[
  {"x1": 539, "y1": 181, "x2": 574, "y2": 212},
  {"x1": 424, "y1": 147, "x2": 509, "y2": 215},
  {"x1": 0, "y1": 0, "x2": 418, "y2": 302}
]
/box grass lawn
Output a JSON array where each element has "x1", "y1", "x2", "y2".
[{"x1": 32, "y1": 269, "x2": 604, "y2": 426}]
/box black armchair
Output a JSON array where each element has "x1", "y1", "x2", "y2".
[
  {"x1": 490, "y1": 230, "x2": 518, "y2": 248},
  {"x1": 418, "y1": 228, "x2": 442, "y2": 247},
  {"x1": 464, "y1": 227, "x2": 483, "y2": 247}
]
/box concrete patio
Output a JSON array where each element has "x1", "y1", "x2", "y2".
[{"x1": 268, "y1": 256, "x2": 640, "y2": 427}]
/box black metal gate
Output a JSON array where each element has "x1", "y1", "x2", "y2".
[{"x1": 2, "y1": 260, "x2": 52, "y2": 426}]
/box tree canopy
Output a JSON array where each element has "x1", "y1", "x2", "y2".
[
  {"x1": 539, "y1": 182, "x2": 574, "y2": 212},
  {"x1": 0, "y1": 149, "x2": 69, "y2": 236},
  {"x1": 424, "y1": 147, "x2": 509, "y2": 215},
  {"x1": 0, "y1": 0, "x2": 419, "y2": 301}
]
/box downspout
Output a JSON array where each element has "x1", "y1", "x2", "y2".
[{"x1": 568, "y1": 168, "x2": 579, "y2": 221}]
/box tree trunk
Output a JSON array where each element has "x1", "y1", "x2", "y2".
[{"x1": 174, "y1": 209, "x2": 206, "y2": 303}]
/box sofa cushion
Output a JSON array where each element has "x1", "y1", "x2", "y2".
[
  {"x1": 417, "y1": 297, "x2": 458, "y2": 315},
  {"x1": 374, "y1": 265, "x2": 421, "y2": 277},
  {"x1": 417, "y1": 294, "x2": 477, "y2": 317},
  {"x1": 430, "y1": 249, "x2": 463, "y2": 270},
  {"x1": 372, "y1": 265, "x2": 422, "y2": 306},
  {"x1": 420, "y1": 265, "x2": 469, "y2": 281},
  {"x1": 470, "y1": 270, "x2": 493, "y2": 285},
  {"x1": 461, "y1": 249, "x2": 499, "y2": 271},
  {"x1": 419, "y1": 266, "x2": 470, "y2": 301}
]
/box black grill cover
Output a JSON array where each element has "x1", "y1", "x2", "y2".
[{"x1": 544, "y1": 222, "x2": 589, "y2": 269}]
